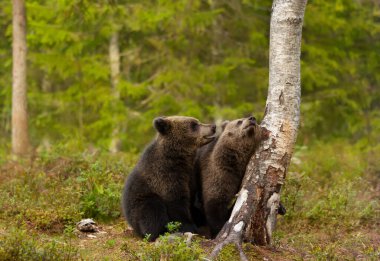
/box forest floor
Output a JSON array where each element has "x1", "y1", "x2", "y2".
[
  {"x1": 0, "y1": 141, "x2": 379, "y2": 260},
  {"x1": 1, "y1": 212, "x2": 379, "y2": 260}
]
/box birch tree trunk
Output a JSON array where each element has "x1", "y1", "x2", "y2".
[
  {"x1": 109, "y1": 32, "x2": 121, "y2": 153},
  {"x1": 211, "y1": 0, "x2": 307, "y2": 259},
  {"x1": 12, "y1": 0, "x2": 30, "y2": 156}
]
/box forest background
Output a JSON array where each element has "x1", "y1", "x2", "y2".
[{"x1": 0, "y1": 0, "x2": 379, "y2": 260}]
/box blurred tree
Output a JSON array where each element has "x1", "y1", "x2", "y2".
[
  {"x1": 109, "y1": 31, "x2": 121, "y2": 153},
  {"x1": 300, "y1": 0, "x2": 380, "y2": 144},
  {"x1": 0, "y1": 1, "x2": 12, "y2": 141},
  {"x1": 12, "y1": 0, "x2": 30, "y2": 156},
  {"x1": 0, "y1": 0, "x2": 379, "y2": 152}
]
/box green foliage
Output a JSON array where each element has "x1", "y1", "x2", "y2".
[
  {"x1": 0, "y1": 0, "x2": 380, "y2": 259},
  {"x1": 2, "y1": 0, "x2": 378, "y2": 150},
  {"x1": 300, "y1": 0, "x2": 380, "y2": 141},
  {"x1": 0, "y1": 148, "x2": 135, "y2": 232},
  {"x1": 136, "y1": 233, "x2": 205, "y2": 261},
  {"x1": 0, "y1": 165, "x2": 81, "y2": 232},
  {"x1": 0, "y1": 228, "x2": 80, "y2": 261},
  {"x1": 281, "y1": 141, "x2": 380, "y2": 228},
  {"x1": 0, "y1": 141, "x2": 378, "y2": 259},
  {"x1": 166, "y1": 221, "x2": 182, "y2": 233},
  {"x1": 78, "y1": 161, "x2": 124, "y2": 221},
  {"x1": 214, "y1": 243, "x2": 242, "y2": 261}
]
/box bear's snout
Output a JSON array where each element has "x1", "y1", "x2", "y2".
[
  {"x1": 248, "y1": 116, "x2": 257, "y2": 124},
  {"x1": 211, "y1": 124, "x2": 216, "y2": 133}
]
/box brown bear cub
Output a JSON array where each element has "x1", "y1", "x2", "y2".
[
  {"x1": 122, "y1": 116, "x2": 216, "y2": 241},
  {"x1": 196, "y1": 116, "x2": 268, "y2": 237}
]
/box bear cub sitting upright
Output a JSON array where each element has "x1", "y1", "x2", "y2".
[
  {"x1": 196, "y1": 116, "x2": 268, "y2": 237},
  {"x1": 122, "y1": 116, "x2": 216, "y2": 241}
]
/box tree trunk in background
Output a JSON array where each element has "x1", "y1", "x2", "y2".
[
  {"x1": 12, "y1": 0, "x2": 30, "y2": 156},
  {"x1": 211, "y1": 0, "x2": 307, "y2": 259},
  {"x1": 109, "y1": 32, "x2": 121, "y2": 153}
]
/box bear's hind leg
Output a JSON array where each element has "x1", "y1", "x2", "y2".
[
  {"x1": 167, "y1": 199, "x2": 197, "y2": 233},
  {"x1": 137, "y1": 197, "x2": 169, "y2": 241},
  {"x1": 204, "y1": 199, "x2": 231, "y2": 238}
]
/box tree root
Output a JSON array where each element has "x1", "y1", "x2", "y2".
[{"x1": 209, "y1": 224, "x2": 248, "y2": 261}]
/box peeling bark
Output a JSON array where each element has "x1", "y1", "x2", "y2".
[
  {"x1": 211, "y1": 0, "x2": 307, "y2": 258},
  {"x1": 12, "y1": 0, "x2": 30, "y2": 156}
]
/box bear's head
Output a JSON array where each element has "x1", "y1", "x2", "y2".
[
  {"x1": 153, "y1": 116, "x2": 216, "y2": 150},
  {"x1": 218, "y1": 116, "x2": 269, "y2": 153}
]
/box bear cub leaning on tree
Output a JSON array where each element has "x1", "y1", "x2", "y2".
[
  {"x1": 196, "y1": 116, "x2": 285, "y2": 237},
  {"x1": 122, "y1": 116, "x2": 216, "y2": 241}
]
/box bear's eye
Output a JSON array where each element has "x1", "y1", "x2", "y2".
[
  {"x1": 190, "y1": 121, "x2": 199, "y2": 131},
  {"x1": 237, "y1": 120, "x2": 243, "y2": 126}
]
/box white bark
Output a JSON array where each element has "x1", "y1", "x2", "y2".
[
  {"x1": 243, "y1": 0, "x2": 307, "y2": 244},
  {"x1": 228, "y1": 189, "x2": 248, "y2": 223},
  {"x1": 266, "y1": 192, "x2": 280, "y2": 238},
  {"x1": 109, "y1": 32, "x2": 121, "y2": 153},
  {"x1": 12, "y1": 0, "x2": 30, "y2": 156},
  {"x1": 211, "y1": 0, "x2": 307, "y2": 258}
]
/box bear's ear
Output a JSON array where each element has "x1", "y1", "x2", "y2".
[
  {"x1": 153, "y1": 117, "x2": 170, "y2": 135},
  {"x1": 221, "y1": 121, "x2": 229, "y2": 131}
]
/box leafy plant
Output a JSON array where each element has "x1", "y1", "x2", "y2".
[
  {"x1": 166, "y1": 221, "x2": 182, "y2": 233},
  {"x1": 137, "y1": 233, "x2": 205, "y2": 261},
  {"x1": 78, "y1": 161, "x2": 124, "y2": 221}
]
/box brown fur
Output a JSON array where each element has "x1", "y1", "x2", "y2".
[
  {"x1": 122, "y1": 116, "x2": 216, "y2": 241},
  {"x1": 197, "y1": 116, "x2": 267, "y2": 237}
]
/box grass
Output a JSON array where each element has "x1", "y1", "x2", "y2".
[
  {"x1": 0, "y1": 228, "x2": 80, "y2": 261},
  {"x1": 0, "y1": 140, "x2": 379, "y2": 260}
]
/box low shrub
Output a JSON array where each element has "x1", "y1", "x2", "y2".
[
  {"x1": 0, "y1": 228, "x2": 80, "y2": 261},
  {"x1": 0, "y1": 148, "x2": 137, "y2": 232},
  {"x1": 281, "y1": 140, "x2": 379, "y2": 229}
]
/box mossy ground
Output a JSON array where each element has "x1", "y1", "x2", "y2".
[{"x1": 0, "y1": 141, "x2": 379, "y2": 260}]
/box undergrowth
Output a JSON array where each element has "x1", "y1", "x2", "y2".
[
  {"x1": 281, "y1": 140, "x2": 379, "y2": 229},
  {"x1": 0, "y1": 140, "x2": 378, "y2": 260},
  {"x1": 0, "y1": 146, "x2": 137, "y2": 233},
  {"x1": 0, "y1": 228, "x2": 80, "y2": 260}
]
